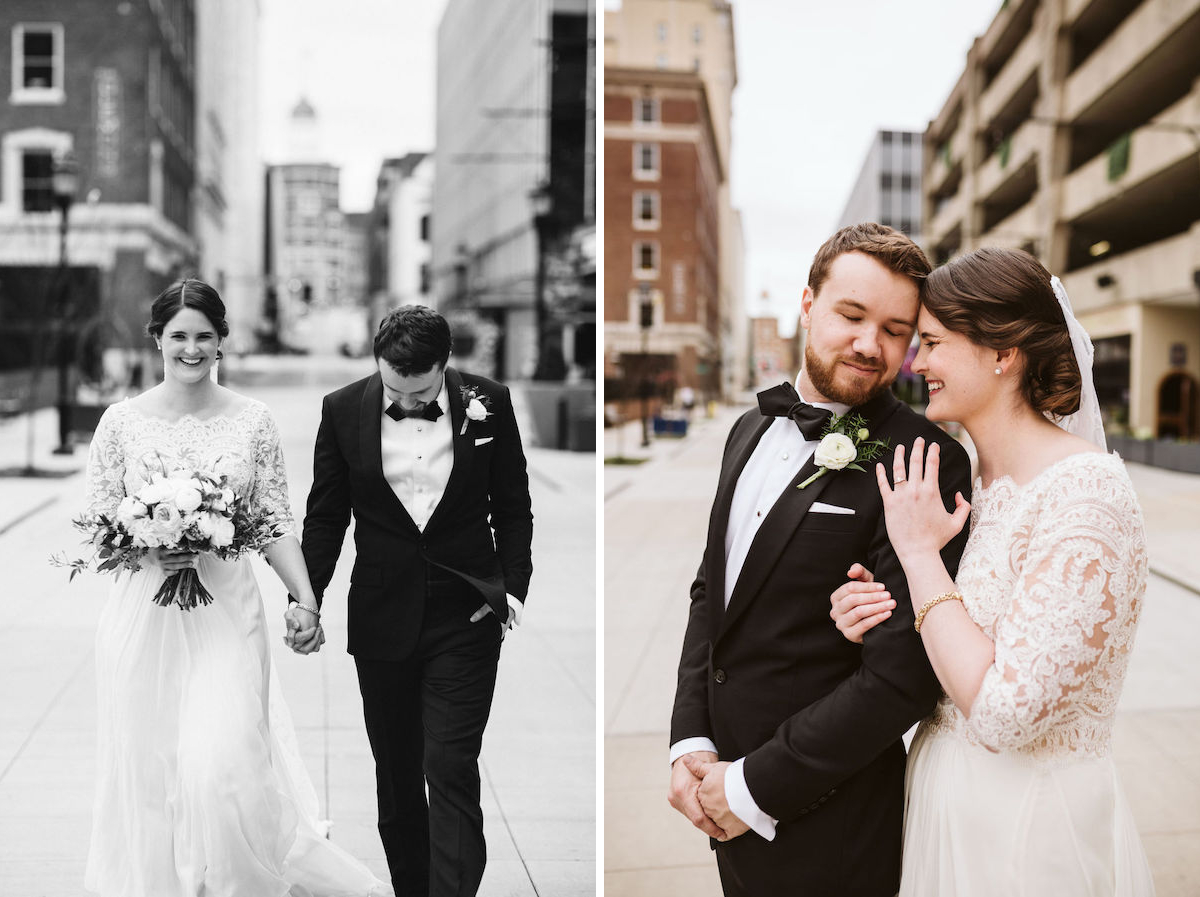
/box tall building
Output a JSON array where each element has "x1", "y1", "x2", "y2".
[
  {"x1": 837, "y1": 130, "x2": 923, "y2": 238},
  {"x1": 368, "y1": 153, "x2": 434, "y2": 331},
  {"x1": 924, "y1": 0, "x2": 1200, "y2": 438},
  {"x1": 0, "y1": 0, "x2": 197, "y2": 409},
  {"x1": 432, "y1": 0, "x2": 594, "y2": 383},
  {"x1": 603, "y1": 66, "x2": 722, "y2": 415},
  {"x1": 195, "y1": 0, "x2": 263, "y2": 354},
  {"x1": 264, "y1": 99, "x2": 348, "y2": 350},
  {"x1": 605, "y1": 0, "x2": 747, "y2": 399},
  {"x1": 751, "y1": 315, "x2": 796, "y2": 389}
]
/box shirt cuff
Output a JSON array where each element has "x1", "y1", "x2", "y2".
[
  {"x1": 669, "y1": 737, "x2": 718, "y2": 767},
  {"x1": 506, "y1": 593, "x2": 523, "y2": 626},
  {"x1": 726, "y1": 757, "x2": 778, "y2": 841}
]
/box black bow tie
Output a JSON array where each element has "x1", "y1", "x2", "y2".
[
  {"x1": 385, "y1": 400, "x2": 444, "y2": 423},
  {"x1": 757, "y1": 382, "x2": 833, "y2": 440}
]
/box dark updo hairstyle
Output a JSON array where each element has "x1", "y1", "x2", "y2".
[
  {"x1": 921, "y1": 248, "x2": 1081, "y2": 417},
  {"x1": 373, "y1": 304, "x2": 452, "y2": 376},
  {"x1": 145, "y1": 278, "x2": 229, "y2": 340}
]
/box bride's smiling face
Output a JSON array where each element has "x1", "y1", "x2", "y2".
[
  {"x1": 911, "y1": 306, "x2": 1005, "y2": 424},
  {"x1": 157, "y1": 308, "x2": 222, "y2": 384}
]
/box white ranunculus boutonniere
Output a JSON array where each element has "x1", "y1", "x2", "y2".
[
  {"x1": 798, "y1": 413, "x2": 889, "y2": 490},
  {"x1": 458, "y1": 385, "x2": 493, "y2": 435}
]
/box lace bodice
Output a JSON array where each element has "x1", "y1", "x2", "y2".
[
  {"x1": 926, "y1": 451, "x2": 1146, "y2": 760},
  {"x1": 83, "y1": 399, "x2": 294, "y2": 540}
]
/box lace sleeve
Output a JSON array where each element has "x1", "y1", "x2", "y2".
[
  {"x1": 966, "y1": 466, "x2": 1146, "y2": 752},
  {"x1": 249, "y1": 405, "x2": 294, "y2": 541},
  {"x1": 84, "y1": 405, "x2": 126, "y2": 518}
]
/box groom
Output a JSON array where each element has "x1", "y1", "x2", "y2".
[
  {"x1": 294, "y1": 305, "x2": 533, "y2": 897},
  {"x1": 668, "y1": 223, "x2": 972, "y2": 896}
]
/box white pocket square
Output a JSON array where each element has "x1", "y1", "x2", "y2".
[
  {"x1": 810, "y1": 501, "x2": 855, "y2": 515},
  {"x1": 474, "y1": 436, "x2": 494, "y2": 446}
]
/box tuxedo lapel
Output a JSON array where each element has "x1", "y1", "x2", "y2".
[
  {"x1": 424, "y1": 366, "x2": 472, "y2": 533},
  {"x1": 718, "y1": 389, "x2": 902, "y2": 638},
  {"x1": 359, "y1": 372, "x2": 420, "y2": 533}
]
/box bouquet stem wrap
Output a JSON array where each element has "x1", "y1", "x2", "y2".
[{"x1": 153, "y1": 566, "x2": 215, "y2": 610}]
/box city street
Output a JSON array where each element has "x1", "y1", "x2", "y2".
[
  {"x1": 0, "y1": 355, "x2": 595, "y2": 896},
  {"x1": 604, "y1": 406, "x2": 1200, "y2": 897}
]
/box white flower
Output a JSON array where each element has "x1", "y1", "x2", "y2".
[
  {"x1": 466, "y1": 398, "x2": 490, "y2": 421},
  {"x1": 116, "y1": 496, "x2": 148, "y2": 529},
  {"x1": 143, "y1": 503, "x2": 185, "y2": 546},
  {"x1": 209, "y1": 516, "x2": 235, "y2": 548},
  {"x1": 814, "y1": 433, "x2": 858, "y2": 470},
  {"x1": 135, "y1": 477, "x2": 177, "y2": 507},
  {"x1": 174, "y1": 485, "x2": 203, "y2": 513}
]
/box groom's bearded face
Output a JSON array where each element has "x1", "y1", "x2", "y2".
[
  {"x1": 379, "y1": 360, "x2": 445, "y2": 412},
  {"x1": 799, "y1": 251, "x2": 918, "y2": 406}
]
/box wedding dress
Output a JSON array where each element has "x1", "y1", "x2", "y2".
[
  {"x1": 900, "y1": 451, "x2": 1155, "y2": 895},
  {"x1": 82, "y1": 400, "x2": 391, "y2": 897}
]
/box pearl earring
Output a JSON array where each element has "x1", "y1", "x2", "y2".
[{"x1": 994, "y1": 367, "x2": 1003, "y2": 375}]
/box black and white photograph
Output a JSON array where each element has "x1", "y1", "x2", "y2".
[{"x1": 0, "y1": 1, "x2": 595, "y2": 895}]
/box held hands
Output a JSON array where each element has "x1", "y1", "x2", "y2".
[
  {"x1": 876, "y1": 438, "x2": 970, "y2": 566},
  {"x1": 668, "y1": 751, "x2": 728, "y2": 840},
  {"x1": 829, "y1": 564, "x2": 894, "y2": 644},
  {"x1": 284, "y1": 605, "x2": 324, "y2": 654},
  {"x1": 681, "y1": 756, "x2": 750, "y2": 842}
]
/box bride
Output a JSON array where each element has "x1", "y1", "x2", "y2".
[
  {"x1": 828, "y1": 248, "x2": 1155, "y2": 895},
  {"x1": 82, "y1": 279, "x2": 390, "y2": 896}
]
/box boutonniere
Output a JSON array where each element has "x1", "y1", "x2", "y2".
[
  {"x1": 458, "y1": 385, "x2": 493, "y2": 436},
  {"x1": 797, "y1": 412, "x2": 889, "y2": 490}
]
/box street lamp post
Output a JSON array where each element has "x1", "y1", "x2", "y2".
[
  {"x1": 529, "y1": 183, "x2": 555, "y2": 381},
  {"x1": 51, "y1": 152, "x2": 79, "y2": 455},
  {"x1": 639, "y1": 291, "x2": 653, "y2": 448}
]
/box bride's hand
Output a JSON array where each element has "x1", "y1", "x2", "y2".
[
  {"x1": 145, "y1": 548, "x2": 198, "y2": 573},
  {"x1": 829, "y1": 564, "x2": 894, "y2": 644},
  {"x1": 876, "y1": 438, "x2": 970, "y2": 565}
]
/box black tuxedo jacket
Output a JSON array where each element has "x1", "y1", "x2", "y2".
[
  {"x1": 671, "y1": 389, "x2": 971, "y2": 895},
  {"x1": 299, "y1": 366, "x2": 533, "y2": 660}
]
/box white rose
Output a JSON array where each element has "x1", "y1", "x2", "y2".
[
  {"x1": 466, "y1": 398, "x2": 490, "y2": 421},
  {"x1": 116, "y1": 496, "x2": 148, "y2": 529},
  {"x1": 135, "y1": 477, "x2": 173, "y2": 507},
  {"x1": 814, "y1": 433, "x2": 858, "y2": 470},
  {"x1": 174, "y1": 486, "x2": 203, "y2": 513},
  {"x1": 209, "y1": 516, "x2": 236, "y2": 548}
]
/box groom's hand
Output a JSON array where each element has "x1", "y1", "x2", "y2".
[
  {"x1": 469, "y1": 603, "x2": 517, "y2": 640},
  {"x1": 284, "y1": 606, "x2": 323, "y2": 654},
  {"x1": 682, "y1": 756, "x2": 751, "y2": 842},
  {"x1": 668, "y1": 751, "x2": 726, "y2": 839}
]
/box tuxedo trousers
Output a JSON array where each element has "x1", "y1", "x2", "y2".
[{"x1": 354, "y1": 570, "x2": 502, "y2": 897}]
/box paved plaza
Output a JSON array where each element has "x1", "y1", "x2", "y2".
[
  {"x1": 0, "y1": 355, "x2": 595, "y2": 896},
  {"x1": 604, "y1": 404, "x2": 1200, "y2": 897}
]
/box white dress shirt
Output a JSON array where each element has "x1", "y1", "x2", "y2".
[
  {"x1": 380, "y1": 378, "x2": 523, "y2": 626},
  {"x1": 671, "y1": 375, "x2": 848, "y2": 840}
]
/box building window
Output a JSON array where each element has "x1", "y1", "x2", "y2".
[
  {"x1": 881, "y1": 173, "x2": 893, "y2": 189},
  {"x1": 419, "y1": 213, "x2": 430, "y2": 242},
  {"x1": 12, "y1": 23, "x2": 65, "y2": 104},
  {"x1": 693, "y1": 24, "x2": 703, "y2": 44},
  {"x1": 656, "y1": 22, "x2": 667, "y2": 41},
  {"x1": 633, "y1": 190, "x2": 660, "y2": 229},
  {"x1": 655, "y1": 53, "x2": 668, "y2": 69},
  {"x1": 636, "y1": 97, "x2": 659, "y2": 125},
  {"x1": 634, "y1": 142, "x2": 660, "y2": 180},
  {"x1": 20, "y1": 150, "x2": 55, "y2": 212},
  {"x1": 634, "y1": 241, "x2": 659, "y2": 278},
  {"x1": 419, "y1": 262, "x2": 431, "y2": 295}
]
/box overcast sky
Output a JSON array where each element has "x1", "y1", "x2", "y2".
[
  {"x1": 724, "y1": 0, "x2": 1002, "y2": 333},
  {"x1": 260, "y1": 0, "x2": 449, "y2": 213}
]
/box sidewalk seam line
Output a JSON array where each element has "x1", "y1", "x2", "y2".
[
  {"x1": 481, "y1": 759, "x2": 541, "y2": 897},
  {"x1": 0, "y1": 650, "x2": 92, "y2": 785},
  {"x1": 0, "y1": 496, "x2": 60, "y2": 538},
  {"x1": 1149, "y1": 565, "x2": 1200, "y2": 597}
]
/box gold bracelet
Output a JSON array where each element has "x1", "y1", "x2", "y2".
[{"x1": 914, "y1": 591, "x2": 964, "y2": 633}]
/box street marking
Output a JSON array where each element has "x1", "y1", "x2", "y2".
[{"x1": 530, "y1": 467, "x2": 564, "y2": 493}]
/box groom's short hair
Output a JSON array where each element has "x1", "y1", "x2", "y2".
[
  {"x1": 374, "y1": 305, "x2": 453, "y2": 376},
  {"x1": 808, "y1": 222, "x2": 931, "y2": 297}
]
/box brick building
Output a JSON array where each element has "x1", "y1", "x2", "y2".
[
  {"x1": 0, "y1": 0, "x2": 197, "y2": 411},
  {"x1": 604, "y1": 66, "x2": 722, "y2": 420},
  {"x1": 751, "y1": 315, "x2": 797, "y2": 389}
]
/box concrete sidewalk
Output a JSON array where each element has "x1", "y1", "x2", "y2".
[
  {"x1": 0, "y1": 363, "x2": 595, "y2": 896},
  {"x1": 604, "y1": 401, "x2": 1200, "y2": 897}
]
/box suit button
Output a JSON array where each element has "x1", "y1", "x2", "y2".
[
  {"x1": 798, "y1": 807, "x2": 809, "y2": 816},
  {"x1": 713, "y1": 669, "x2": 726, "y2": 684},
  {"x1": 809, "y1": 801, "x2": 820, "y2": 810}
]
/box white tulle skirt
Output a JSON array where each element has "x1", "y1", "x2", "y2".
[
  {"x1": 900, "y1": 721, "x2": 1156, "y2": 896},
  {"x1": 85, "y1": 554, "x2": 392, "y2": 897}
]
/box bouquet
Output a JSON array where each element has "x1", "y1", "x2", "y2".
[{"x1": 54, "y1": 467, "x2": 286, "y2": 610}]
